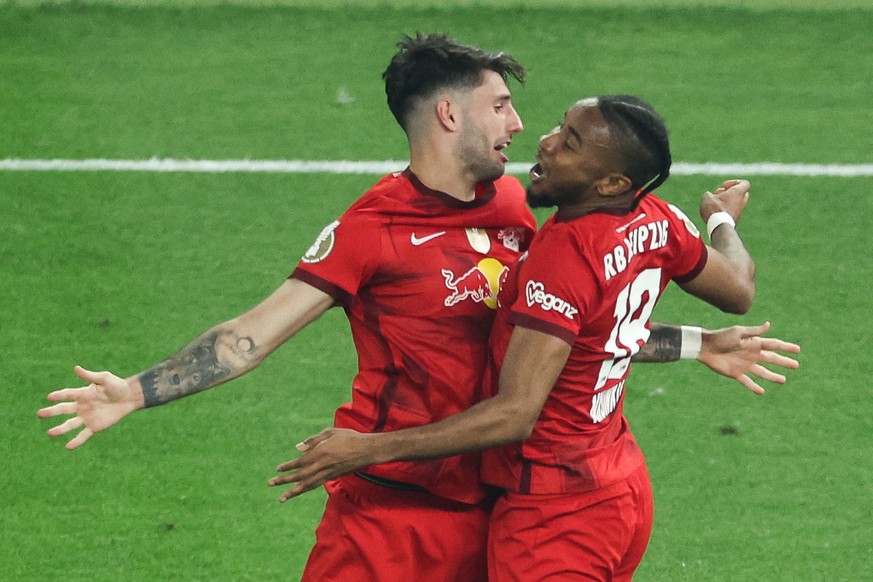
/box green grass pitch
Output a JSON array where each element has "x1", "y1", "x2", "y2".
[{"x1": 3, "y1": 1, "x2": 872, "y2": 580}]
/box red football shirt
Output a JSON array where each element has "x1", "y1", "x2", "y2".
[
  {"x1": 293, "y1": 169, "x2": 537, "y2": 503},
  {"x1": 481, "y1": 194, "x2": 707, "y2": 495}
]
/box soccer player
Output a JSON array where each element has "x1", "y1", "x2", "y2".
[
  {"x1": 39, "y1": 34, "x2": 796, "y2": 581},
  {"x1": 268, "y1": 96, "x2": 801, "y2": 580},
  {"x1": 39, "y1": 32, "x2": 534, "y2": 581}
]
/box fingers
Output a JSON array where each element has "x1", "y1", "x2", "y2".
[
  {"x1": 272, "y1": 454, "x2": 329, "y2": 486},
  {"x1": 73, "y1": 365, "x2": 102, "y2": 384},
  {"x1": 277, "y1": 466, "x2": 335, "y2": 502},
  {"x1": 66, "y1": 427, "x2": 94, "y2": 450},
  {"x1": 728, "y1": 321, "x2": 770, "y2": 339},
  {"x1": 37, "y1": 401, "x2": 78, "y2": 418},
  {"x1": 747, "y1": 363, "x2": 787, "y2": 384},
  {"x1": 736, "y1": 374, "x2": 765, "y2": 396},
  {"x1": 759, "y1": 339, "x2": 801, "y2": 355},
  {"x1": 759, "y1": 349, "x2": 800, "y2": 370},
  {"x1": 723, "y1": 179, "x2": 750, "y2": 191},
  {"x1": 295, "y1": 428, "x2": 334, "y2": 453},
  {"x1": 278, "y1": 476, "x2": 319, "y2": 502},
  {"x1": 46, "y1": 387, "x2": 90, "y2": 402},
  {"x1": 276, "y1": 457, "x2": 304, "y2": 473},
  {"x1": 279, "y1": 481, "x2": 318, "y2": 502},
  {"x1": 269, "y1": 462, "x2": 333, "y2": 502},
  {"x1": 276, "y1": 436, "x2": 332, "y2": 473},
  {"x1": 745, "y1": 321, "x2": 771, "y2": 336},
  {"x1": 47, "y1": 415, "x2": 84, "y2": 437}
]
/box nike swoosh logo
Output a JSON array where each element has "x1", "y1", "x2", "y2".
[{"x1": 411, "y1": 231, "x2": 447, "y2": 246}]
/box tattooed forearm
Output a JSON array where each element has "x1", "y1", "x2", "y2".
[
  {"x1": 632, "y1": 324, "x2": 682, "y2": 363},
  {"x1": 139, "y1": 329, "x2": 258, "y2": 407}
]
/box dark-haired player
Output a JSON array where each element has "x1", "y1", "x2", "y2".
[
  {"x1": 39, "y1": 32, "x2": 535, "y2": 581},
  {"x1": 270, "y1": 96, "x2": 800, "y2": 580},
  {"x1": 41, "y1": 33, "x2": 798, "y2": 581}
]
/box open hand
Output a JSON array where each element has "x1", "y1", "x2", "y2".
[
  {"x1": 698, "y1": 322, "x2": 800, "y2": 395},
  {"x1": 37, "y1": 366, "x2": 142, "y2": 449}
]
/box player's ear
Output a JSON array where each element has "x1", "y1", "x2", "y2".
[
  {"x1": 435, "y1": 98, "x2": 459, "y2": 131},
  {"x1": 596, "y1": 173, "x2": 633, "y2": 197}
]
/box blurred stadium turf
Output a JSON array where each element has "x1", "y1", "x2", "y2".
[{"x1": 3, "y1": 1, "x2": 872, "y2": 580}]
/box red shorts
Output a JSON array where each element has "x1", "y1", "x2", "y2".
[
  {"x1": 301, "y1": 474, "x2": 491, "y2": 582},
  {"x1": 487, "y1": 462, "x2": 654, "y2": 582}
]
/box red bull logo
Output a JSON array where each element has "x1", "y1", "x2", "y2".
[{"x1": 442, "y1": 258, "x2": 509, "y2": 309}]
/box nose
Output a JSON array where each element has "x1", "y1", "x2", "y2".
[
  {"x1": 539, "y1": 127, "x2": 560, "y2": 152},
  {"x1": 541, "y1": 125, "x2": 560, "y2": 142},
  {"x1": 508, "y1": 105, "x2": 524, "y2": 135}
]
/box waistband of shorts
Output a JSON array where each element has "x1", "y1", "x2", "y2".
[
  {"x1": 341, "y1": 472, "x2": 494, "y2": 512},
  {"x1": 354, "y1": 471, "x2": 428, "y2": 492}
]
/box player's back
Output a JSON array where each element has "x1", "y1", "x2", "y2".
[{"x1": 482, "y1": 194, "x2": 707, "y2": 494}]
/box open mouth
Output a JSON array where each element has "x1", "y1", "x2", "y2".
[
  {"x1": 494, "y1": 141, "x2": 511, "y2": 163},
  {"x1": 529, "y1": 163, "x2": 544, "y2": 182}
]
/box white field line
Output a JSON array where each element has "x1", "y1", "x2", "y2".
[{"x1": 1, "y1": 158, "x2": 873, "y2": 177}]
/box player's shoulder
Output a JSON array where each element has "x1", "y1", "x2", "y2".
[
  {"x1": 642, "y1": 193, "x2": 701, "y2": 239},
  {"x1": 343, "y1": 171, "x2": 411, "y2": 217}
]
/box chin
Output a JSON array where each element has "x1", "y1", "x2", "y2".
[
  {"x1": 472, "y1": 167, "x2": 505, "y2": 185},
  {"x1": 526, "y1": 186, "x2": 555, "y2": 209}
]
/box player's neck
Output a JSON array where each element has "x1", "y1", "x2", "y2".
[
  {"x1": 557, "y1": 192, "x2": 637, "y2": 220},
  {"x1": 409, "y1": 147, "x2": 477, "y2": 202}
]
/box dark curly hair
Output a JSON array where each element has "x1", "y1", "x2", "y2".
[{"x1": 383, "y1": 32, "x2": 526, "y2": 130}]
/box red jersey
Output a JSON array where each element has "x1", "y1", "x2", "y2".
[
  {"x1": 293, "y1": 169, "x2": 536, "y2": 504},
  {"x1": 481, "y1": 194, "x2": 707, "y2": 495}
]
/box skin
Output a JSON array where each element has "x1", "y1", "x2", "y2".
[
  {"x1": 35, "y1": 70, "x2": 525, "y2": 450},
  {"x1": 409, "y1": 70, "x2": 523, "y2": 200},
  {"x1": 39, "y1": 279, "x2": 335, "y2": 449},
  {"x1": 270, "y1": 322, "x2": 800, "y2": 500},
  {"x1": 37, "y1": 85, "x2": 796, "y2": 513},
  {"x1": 267, "y1": 101, "x2": 795, "y2": 501}
]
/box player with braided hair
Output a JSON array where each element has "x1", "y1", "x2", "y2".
[
  {"x1": 41, "y1": 30, "x2": 798, "y2": 578},
  {"x1": 597, "y1": 94, "x2": 673, "y2": 203},
  {"x1": 273, "y1": 95, "x2": 799, "y2": 580}
]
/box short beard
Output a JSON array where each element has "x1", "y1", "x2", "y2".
[
  {"x1": 526, "y1": 185, "x2": 556, "y2": 209},
  {"x1": 469, "y1": 159, "x2": 505, "y2": 184},
  {"x1": 458, "y1": 120, "x2": 504, "y2": 184}
]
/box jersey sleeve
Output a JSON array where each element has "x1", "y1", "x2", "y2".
[
  {"x1": 664, "y1": 203, "x2": 708, "y2": 283},
  {"x1": 291, "y1": 210, "x2": 382, "y2": 303},
  {"x1": 507, "y1": 232, "x2": 597, "y2": 345}
]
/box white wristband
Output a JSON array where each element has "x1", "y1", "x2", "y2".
[
  {"x1": 706, "y1": 211, "x2": 736, "y2": 239},
  {"x1": 680, "y1": 326, "x2": 703, "y2": 360}
]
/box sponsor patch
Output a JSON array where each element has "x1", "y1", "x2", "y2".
[
  {"x1": 301, "y1": 220, "x2": 340, "y2": 264},
  {"x1": 525, "y1": 280, "x2": 579, "y2": 319},
  {"x1": 667, "y1": 204, "x2": 700, "y2": 238}
]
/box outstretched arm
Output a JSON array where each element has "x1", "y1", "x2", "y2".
[
  {"x1": 38, "y1": 278, "x2": 334, "y2": 449},
  {"x1": 696, "y1": 321, "x2": 800, "y2": 394},
  {"x1": 633, "y1": 322, "x2": 800, "y2": 394},
  {"x1": 632, "y1": 323, "x2": 684, "y2": 362}
]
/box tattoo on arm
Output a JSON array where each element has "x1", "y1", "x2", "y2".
[
  {"x1": 632, "y1": 325, "x2": 682, "y2": 363},
  {"x1": 139, "y1": 330, "x2": 258, "y2": 407}
]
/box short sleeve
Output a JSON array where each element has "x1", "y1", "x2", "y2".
[
  {"x1": 291, "y1": 211, "x2": 382, "y2": 302},
  {"x1": 664, "y1": 203, "x2": 707, "y2": 283},
  {"x1": 507, "y1": 231, "x2": 597, "y2": 345}
]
